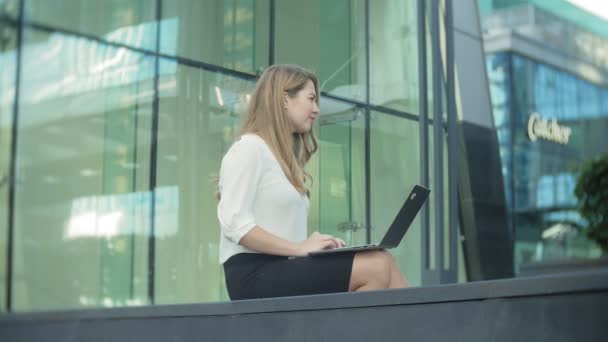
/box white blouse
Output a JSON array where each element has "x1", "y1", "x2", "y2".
[{"x1": 217, "y1": 133, "x2": 309, "y2": 264}]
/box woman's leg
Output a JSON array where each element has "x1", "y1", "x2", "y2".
[
  {"x1": 386, "y1": 252, "x2": 408, "y2": 289},
  {"x1": 348, "y1": 250, "x2": 390, "y2": 291},
  {"x1": 348, "y1": 250, "x2": 408, "y2": 292}
]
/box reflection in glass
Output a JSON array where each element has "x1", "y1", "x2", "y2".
[
  {"x1": 275, "y1": 0, "x2": 366, "y2": 102},
  {"x1": 369, "y1": 0, "x2": 418, "y2": 113},
  {"x1": 370, "y1": 113, "x2": 421, "y2": 285},
  {"x1": 26, "y1": 0, "x2": 157, "y2": 50},
  {"x1": 314, "y1": 98, "x2": 365, "y2": 249},
  {"x1": 161, "y1": 0, "x2": 269, "y2": 74},
  {"x1": 0, "y1": 0, "x2": 18, "y2": 17},
  {"x1": 487, "y1": 53, "x2": 513, "y2": 209},
  {"x1": 488, "y1": 52, "x2": 608, "y2": 273},
  {"x1": 12, "y1": 29, "x2": 155, "y2": 311},
  {"x1": 154, "y1": 61, "x2": 255, "y2": 303}
]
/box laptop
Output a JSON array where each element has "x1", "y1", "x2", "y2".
[{"x1": 308, "y1": 185, "x2": 430, "y2": 256}]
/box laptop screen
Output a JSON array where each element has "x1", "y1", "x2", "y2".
[{"x1": 379, "y1": 185, "x2": 430, "y2": 248}]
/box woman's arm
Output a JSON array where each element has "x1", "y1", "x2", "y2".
[{"x1": 239, "y1": 226, "x2": 345, "y2": 257}]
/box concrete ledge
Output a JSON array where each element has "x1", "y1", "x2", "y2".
[
  {"x1": 1, "y1": 270, "x2": 607, "y2": 341},
  {"x1": 1, "y1": 269, "x2": 606, "y2": 322}
]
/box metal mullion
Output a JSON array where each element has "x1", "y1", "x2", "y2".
[
  {"x1": 364, "y1": 0, "x2": 371, "y2": 244},
  {"x1": 269, "y1": 0, "x2": 275, "y2": 66},
  {"x1": 431, "y1": 0, "x2": 444, "y2": 282},
  {"x1": 446, "y1": 0, "x2": 458, "y2": 281},
  {"x1": 417, "y1": 0, "x2": 430, "y2": 274},
  {"x1": 321, "y1": 92, "x2": 420, "y2": 122},
  {"x1": 147, "y1": 0, "x2": 162, "y2": 305},
  {"x1": 5, "y1": 0, "x2": 25, "y2": 312},
  {"x1": 164, "y1": 54, "x2": 257, "y2": 81},
  {"x1": 23, "y1": 21, "x2": 258, "y2": 82}
]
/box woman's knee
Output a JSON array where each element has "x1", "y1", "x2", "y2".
[
  {"x1": 381, "y1": 250, "x2": 397, "y2": 264},
  {"x1": 350, "y1": 250, "x2": 392, "y2": 290}
]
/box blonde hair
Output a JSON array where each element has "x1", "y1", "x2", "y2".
[
  {"x1": 217, "y1": 64, "x2": 319, "y2": 199},
  {"x1": 212, "y1": 64, "x2": 320, "y2": 200}
]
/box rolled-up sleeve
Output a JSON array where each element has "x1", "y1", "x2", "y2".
[{"x1": 217, "y1": 139, "x2": 263, "y2": 244}]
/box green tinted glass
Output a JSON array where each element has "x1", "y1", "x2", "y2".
[
  {"x1": 370, "y1": 112, "x2": 421, "y2": 286},
  {"x1": 425, "y1": 124, "x2": 450, "y2": 273},
  {"x1": 154, "y1": 61, "x2": 255, "y2": 304},
  {"x1": 0, "y1": 0, "x2": 18, "y2": 17},
  {"x1": 275, "y1": 0, "x2": 367, "y2": 102},
  {"x1": 369, "y1": 0, "x2": 419, "y2": 113},
  {"x1": 161, "y1": 0, "x2": 270, "y2": 74},
  {"x1": 314, "y1": 99, "x2": 366, "y2": 247},
  {"x1": 26, "y1": 0, "x2": 157, "y2": 50},
  {"x1": 12, "y1": 28, "x2": 155, "y2": 311}
]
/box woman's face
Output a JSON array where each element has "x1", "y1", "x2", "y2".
[{"x1": 284, "y1": 79, "x2": 319, "y2": 133}]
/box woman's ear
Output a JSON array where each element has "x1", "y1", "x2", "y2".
[{"x1": 283, "y1": 91, "x2": 289, "y2": 110}]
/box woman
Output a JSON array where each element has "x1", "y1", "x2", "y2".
[{"x1": 217, "y1": 64, "x2": 408, "y2": 300}]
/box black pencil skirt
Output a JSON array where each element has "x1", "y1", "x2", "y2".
[{"x1": 223, "y1": 252, "x2": 356, "y2": 300}]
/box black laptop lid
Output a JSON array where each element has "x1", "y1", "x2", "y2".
[{"x1": 379, "y1": 185, "x2": 430, "y2": 248}]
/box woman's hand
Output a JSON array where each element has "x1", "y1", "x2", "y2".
[
  {"x1": 295, "y1": 231, "x2": 346, "y2": 256},
  {"x1": 238, "y1": 226, "x2": 346, "y2": 257}
]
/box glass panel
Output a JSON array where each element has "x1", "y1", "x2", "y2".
[
  {"x1": 314, "y1": 99, "x2": 366, "y2": 248},
  {"x1": 370, "y1": 113, "x2": 421, "y2": 286},
  {"x1": 1, "y1": 0, "x2": 19, "y2": 17},
  {"x1": 161, "y1": 0, "x2": 270, "y2": 74},
  {"x1": 275, "y1": 0, "x2": 366, "y2": 102},
  {"x1": 369, "y1": 0, "x2": 418, "y2": 114},
  {"x1": 154, "y1": 61, "x2": 255, "y2": 304},
  {"x1": 12, "y1": 28, "x2": 155, "y2": 311},
  {"x1": 0, "y1": 20, "x2": 17, "y2": 312},
  {"x1": 25, "y1": 0, "x2": 157, "y2": 50}
]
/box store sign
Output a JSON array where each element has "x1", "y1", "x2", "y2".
[{"x1": 527, "y1": 113, "x2": 572, "y2": 145}]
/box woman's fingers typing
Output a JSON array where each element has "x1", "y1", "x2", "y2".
[
  {"x1": 296, "y1": 231, "x2": 346, "y2": 255},
  {"x1": 314, "y1": 233, "x2": 345, "y2": 248}
]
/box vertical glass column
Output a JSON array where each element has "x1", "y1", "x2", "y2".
[{"x1": 0, "y1": 0, "x2": 19, "y2": 18}]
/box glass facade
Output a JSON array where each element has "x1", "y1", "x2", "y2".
[
  {"x1": 486, "y1": 52, "x2": 608, "y2": 273},
  {"x1": 12, "y1": 28, "x2": 156, "y2": 310},
  {"x1": 26, "y1": 0, "x2": 157, "y2": 50},
  {"x1": 161, "y1": 1, "x2": 269, "y2": 74},
  {"x1": 0, "y1": 0, "x2": 462, "y2": 312}
]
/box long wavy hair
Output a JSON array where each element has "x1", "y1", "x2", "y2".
[{"x1": 217, "y1": 64, "x2": 320, "y2": 199}]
